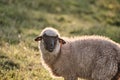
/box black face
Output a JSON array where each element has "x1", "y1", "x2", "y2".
[
  {"x1": 42, "y1": 34, "x2": 58, "y2": 52},
  {"x1": 35, "y1": 33, "x2": 66, "y2": 52}
]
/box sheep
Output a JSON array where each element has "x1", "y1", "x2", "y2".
[{"x1": 35, "y1": 27, "x2": 120, "y2": 80}]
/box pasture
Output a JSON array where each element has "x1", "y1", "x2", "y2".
[{"x1": 0, "y1": 0, "x2": 120, "y2": 80}]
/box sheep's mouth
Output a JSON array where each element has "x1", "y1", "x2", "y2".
[
  {"x1": 44, "y1": 45, "x2": 55, "y2": 52},
  {"x1": 48, "y1": 48, "x2": 54, "y2": 52},
  {"x1": 44, "y1": 47, "x2": 54, "y2": 52}
]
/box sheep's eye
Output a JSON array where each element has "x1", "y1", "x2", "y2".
[
  {"x1": 55, "y1": 37, "x2": 58, "y2": 40},
  {"x1": 43, "y1": 36, "x2": 47, "y2": 39}
]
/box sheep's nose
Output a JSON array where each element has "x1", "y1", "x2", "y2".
[
  {"x1": 50, "y1": 40, "x2": 55, "y2": 48},
  {"x1": 50, "y1": 44, "x2": 54, "y2": 48},
  {"x1": 48, "y1": 43, "x2": 54, "y2": 52}
]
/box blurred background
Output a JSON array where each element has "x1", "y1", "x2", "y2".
[{"x1": 0, "y1": 0, "x2": 120, "y2": 80}]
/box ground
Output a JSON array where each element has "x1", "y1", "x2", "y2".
[{"x1": 0, "y1": 0, "x2": 120, "y2": 80}]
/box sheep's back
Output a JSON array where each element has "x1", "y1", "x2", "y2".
[{"x1": 62, "y1": 36, "x2": 119, "y2": 77}]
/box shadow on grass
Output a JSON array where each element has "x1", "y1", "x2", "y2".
[{"x1": 0, "y1": 52, "x2": 20, "y2": 70}]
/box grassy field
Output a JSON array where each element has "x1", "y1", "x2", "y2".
[{"x1": 0, "y1": 0, "x2": 120, "y2": 80}]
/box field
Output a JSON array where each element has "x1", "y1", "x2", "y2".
[{"x1": 0, "y1": 0, "x2": 120, "y2": 80}]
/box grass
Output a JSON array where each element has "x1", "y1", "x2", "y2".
[{"x1": 0, "y1": 0, "x2": 120, "y2": 80}]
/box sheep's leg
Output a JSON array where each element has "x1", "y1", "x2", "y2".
[
  {"x1": 91, "y1": 56, "x2": 118, "y2": 80},
  {"x1": 64, "y1": 75, "x2": 78, "y2": 80}
]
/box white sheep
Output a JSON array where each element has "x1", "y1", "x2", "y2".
[{"x1": 35, "y1": 27, "x2": 120, "y2": 80}]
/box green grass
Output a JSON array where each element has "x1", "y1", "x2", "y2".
[{"x1": 0, "y1": 0, "x2": 120, "y2": 80}]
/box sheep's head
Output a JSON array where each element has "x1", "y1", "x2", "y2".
[{"x1": 35, "y1": 28, "x2": 66, "y2": 52}]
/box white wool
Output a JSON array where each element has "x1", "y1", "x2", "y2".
[{"x1": 40, "y1": 27, "x2": 60, "y2": 37}]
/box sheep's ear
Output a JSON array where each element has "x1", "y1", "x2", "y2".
[
  {"x1": 34, "y1": 36, "x2": 42, "y2": 41},
  {"x1": 59, "y1": 38, "x2": 66, "y2": 44}
]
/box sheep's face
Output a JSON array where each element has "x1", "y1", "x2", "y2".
[
  {"x1": 35, "y1": 33, "x2": 66, "y2": 52},
  {"x1": 35, "y1": 28, "x2": 66, "y2": 53},
  {"x1": 42, "y1": 33, "x2": 58, "y2": 52}
]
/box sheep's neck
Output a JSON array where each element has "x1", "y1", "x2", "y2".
[
  {"x1": 43, "y1": 43, "x2": 62, "y2": 67},
  {"x1": 43, "y1": 50, "x2": 61, "y2": 67}
]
